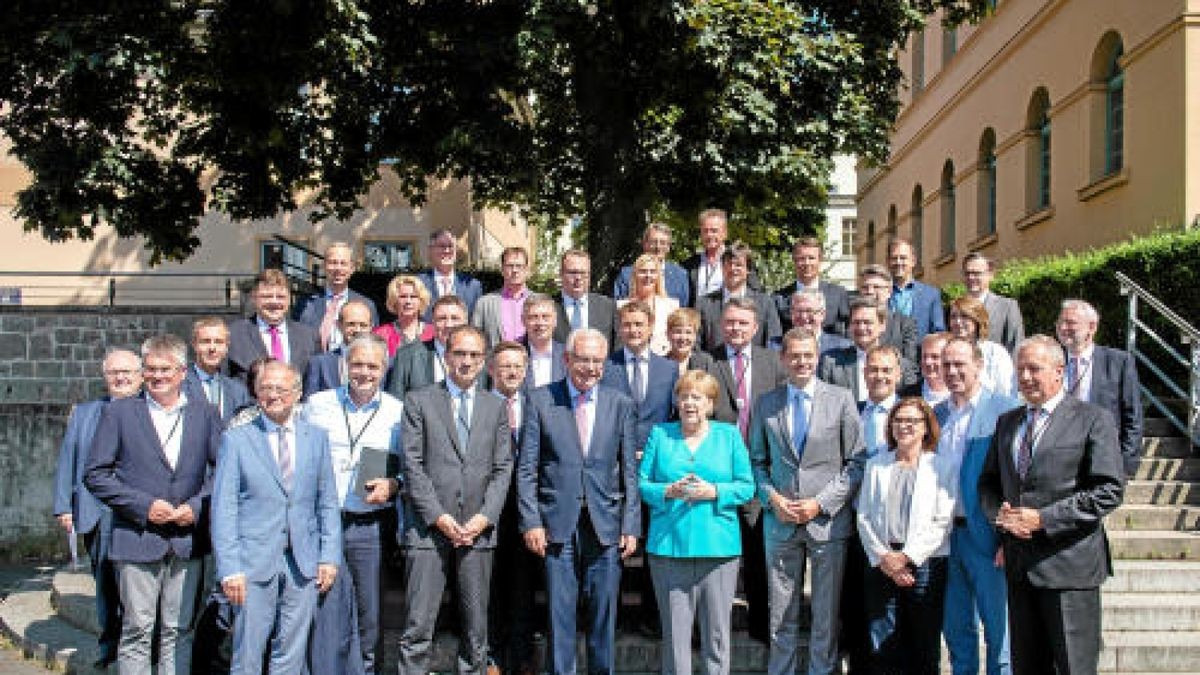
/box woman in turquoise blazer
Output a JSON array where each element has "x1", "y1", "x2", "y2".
[{"x1": 639, "y1": 369, "x2": 755, "y2": 675}]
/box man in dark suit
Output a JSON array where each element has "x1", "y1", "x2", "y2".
[
  {"x1": 397, "y1": 326, "x2": 514, "y2": 675},
  {"x1": 553, "y1": 249, "x2": 617, "y2": 347},
  {"x1": 486, "y1": 341, "x2": 541, "y2": 675},
  {"x1": 788, "y1": 289, "x2": 852, "y2": 356},
  {"x1": 886, "y1": 237, "x2": 945, "y2": 340},
  {"x1": 523, "y1": 294, "x2": 567, "y2": 391},
  {"x1": 695, "y1": 242, "x2": 782, "y2": 351},
  {"x1": 682, "y1": 208, "x2": 763, "y2": 305},
  {"x1": 301, "y1": 299, "x2": 376, "y2": 398},
  {"x1": 611, "y1": 223, "x2": 691, "y2": 307},
  {"x1": 772, "y1": 236, "x2": 851, "y2": 336},
  {"x1": 517, "y1": 329, "x2": 640, "y2": 675},
  {"x1": 385, "y1": 295, "x2": 468, "y2": 401},
  {"x1": 859, "y1": 264, "x2": 919, "y2": 363},
  {"x1": 818, "y1": 298, "x2": 919, "y2": 402},
  {"x1": 963, "y1": 252, "x2": 1024, "y2": 353},
  {"x1": 1056, "y1": 299, "x2": 1144, "y2": 476},
  {"x1": 978, "y1": 334, "x2": 1125, "y2": 675},
  {"x1": 749, "y1": 328, "x2": 865, "y2": 675},
  {"x1": 84, "y1": 334, "x2": 224, "y2": 675},
  {"x1": 705, "y1": 297, "x2": 786, "y2": 642},
  {"x1": 227, "y1": 268, "x2": 322, "y2": 384},
  {"x1": 53, "y1": 348, "x2": 143, "y2": 668},
  {"x1": 292, "y1": 242, "x2": 379, "y2": 351},
  {"x1": 212, "y1": 360, "x2": 342, "y2": 674},
  {"x1": 418, "y1": 228, "x2": 483, "y2": 320},
  {"x1": 184, "y1": 317, "x2": 253, "y2": 422}
]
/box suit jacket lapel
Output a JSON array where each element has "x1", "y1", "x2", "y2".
[
  {"x1": 252, "y1": 417, "x2": 285, "y2": 490},
  {"x1": 286, "y1": 320, "x2": 307, "y2": 364},
  {"x1": 437, "y1": 384, "x2": 466, "y2": 460},
  {"x1": 134, "y1": 396, "x2": 176, "y2": 472}
]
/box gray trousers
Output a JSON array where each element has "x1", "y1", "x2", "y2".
[
  {"x1": 648, "y1": 555, "x2": 740, "y2": 675},
  {"x1": 116, "y1": 556, "x2": 204, "y2": 675},
  {"x1": 397, "y1": 545, "x2": 494, "y2": 675},
  {"x1": 764, "y1": 534, "x2": 847, "y2": 675}
]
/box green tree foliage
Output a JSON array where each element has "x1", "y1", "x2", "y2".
[{"x1": 0, "y1": 0, "x2": 988, "y2": 274}]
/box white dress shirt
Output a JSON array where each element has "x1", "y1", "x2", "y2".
[
  {"x1": 698, "y1": 253, "x2": 724, "y2": 297},
  {"x1": 938, "y1": 389, "x2": 982, "y2": 515},
  {"x1": 432, "y1": 341, "x2": 447, "y2": 382},
  {"x1": 563, "y1": 294, "x2": 590, "y2": 331},
  {"x1": 624, "y1": 347, "x2": 650, "y2": 398},
  {"x1": 854, "y1": 347, "x2": 869, "y2": 402},
  {"x1": 147, "y1": 393, "x2": 188, "y2": 470},
  {"x1": 1011, "y1": 389, "x2": 1065, "y2": 468},
  {"x1": 725, "y1": 344, "x2": 753, "y2": 410},
  {"x1": 262, "y1": 414, "x2": 297, "y2": 472},
  {"x1": 1065, "y1": 345, "x2": 1095, "y2": 402},
  {"x1": 302, "y1": 387, "x2": 404, "y2": 512},
  {"x1": 529, "y1": 343, "x2": 556, "y2": 388}
]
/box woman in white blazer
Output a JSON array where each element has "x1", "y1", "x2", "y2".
[{"x1": 856, "y1": 397, "x2": 955, "y2": 675}]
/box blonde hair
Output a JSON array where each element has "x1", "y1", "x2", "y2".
[
  {"x1": 385, "y1": 274, "x2": 432, "y2": 316},
  {"x1": 632, "y1": 253, "x2": 667, "y2": 298},
  {"x1": 675, "y1": 369, "x2": 720, "y2": 408}
]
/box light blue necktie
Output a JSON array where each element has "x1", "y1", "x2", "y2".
[
  {"x1": 864, "y1": 404, "x2": 880, "y2": 457},
  {"x1": 792, "y1": 390, "x2": 809, "y2": 458},
  {"x1": 456, "y1": 390, "x2": 471, "y2": 448},
  {"x1": 570, "y1": 299, "x2": 583, "y2": 330}
]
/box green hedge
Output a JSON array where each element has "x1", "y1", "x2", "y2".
[{"x1": 943, "y1": 227, "x2": 1200, "y2": 354}]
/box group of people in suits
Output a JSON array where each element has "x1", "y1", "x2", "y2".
[{"x1": 51, "y1": 217, "x2": 1143, "y2": 675}]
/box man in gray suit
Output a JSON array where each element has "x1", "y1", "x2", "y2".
[
  {"x1": 962, "y1": 252, "x2": 1024, "y2": 353},
  {"x1": 750, "y1": 328, "x2": 866, "y2": 675},
  {"x1": 473, "y1": 246, "x2": 532, "y2": 346},
  {"x1": 978, "y1": 335, "x2": 1125, "y2": 675},
  {"x1": 385, "y1": 295, "x2": 469, "y2": 400},
  {"x1": 397, "y1": 325, "x2": 514, "y2": 675}
]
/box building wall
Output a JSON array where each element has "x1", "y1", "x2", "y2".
[
  {"x1": 857, "y1": 0, "x2": 1198, "y2": 286},
  {"x1": 824, "y1": 155, "x2": 859, "y2": 288}
]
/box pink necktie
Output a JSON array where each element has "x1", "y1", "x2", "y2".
[
  {"x1": 734, "y1": 350, "x2": 749, "y2": 441},
  {"x1": 269, "y1": 325, "x2": 285, "y2": 361},
  {"x1": 575, "y1": 391, "x2": 590, "y2": 456}
]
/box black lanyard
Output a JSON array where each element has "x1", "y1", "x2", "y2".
[
  {"x1": 161, "y1": 409, "x2": 183, "y2": 449},
  {"x1": 342, "y1": 398, "x2": 382, "y2": 460}
]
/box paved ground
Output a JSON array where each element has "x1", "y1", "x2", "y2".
[{"x1": 0, "y1": 564, "x2": 60, "y2": 674}]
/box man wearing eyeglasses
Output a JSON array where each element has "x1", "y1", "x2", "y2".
[
  {"x1": 85, "y1": 335, "x2": 224, "y2": 675},
  {"x1": 53, "y1": 348, "x2": 143, "y2": 669},
  {"x1": 552, "y1": 249, "x2": 618, "y2": 348},
  {"x1": 417, "y1": 228, "x2": 483, "y2": 320}
]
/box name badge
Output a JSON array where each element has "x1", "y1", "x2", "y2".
[{"x1": 735, "y1": 397, "x2": 746, "y2": 410}]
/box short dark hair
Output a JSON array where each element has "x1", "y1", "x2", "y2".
[{"x1": 885, "y1": 397, "x2": 941, "y2": 451}]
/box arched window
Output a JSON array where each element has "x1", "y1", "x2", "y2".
[
  {"x1": 911, "y1": 29, "x2": 925, "y2": 94},
  {"x1": 1025, "y1": 87, "x2": 1051, "y2": 212},
  {"x1": 940, "y1": 160, "x2": 956, "y2": 256},
  {"x1": 911, "y1": 186, "x2": 924, "y2": 268},
  {"x1": 887, "y1": 204, "x2": 898, "y2": 236},
  {"x1": 977, "y1": 128, "x2": 997, "y2": 237},
  {"x1": 1089, "y1": 32, "x2": 1125, "y2": 180},
  {"x1": 866, "y1": 221, "x2": 877, "y2": 264}
]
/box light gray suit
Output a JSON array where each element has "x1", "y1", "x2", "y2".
[
  {"x1": 470, "y1": 292, "x2": 510, "y2": 348},
  {"x1": 982, "y1": 292, "x2": 1024, "y2": 354},
  {"x1": 750, "y1": 380, "x2": 866, "y2": 675},
  {"x1": 398, "y1": 382, "x2": 513, "y2": 675}
]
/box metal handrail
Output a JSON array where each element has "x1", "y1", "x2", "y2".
[
  {"x1": 272, "y1": 234, "x2": 326, "y2": 289},
  {"x1": 0, "y1": 270, "x2": 254, "y2": 308},
  {"x1": 1116, "y1": 271, "x2": 1199, "y2": 446}
]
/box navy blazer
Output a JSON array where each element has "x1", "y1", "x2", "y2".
[
  {"x1": 517, "y1": 381, "x2": 641, "y2": 545},
  {"x1": 772, "y1": 280, "x2": 852, "y2": 337},
  {"x1": 292, "y1": 289, "x2": 379, "y2": 329},
  {"x1": 1082, "y1": 345, "x2": 1144, "y2": 476},
  {"x1": 522, "y1": 340, "x2": 567, "y2": 391},
  {"x1": 695, "y1": 290, "x2": 783, "y2": 352},
  {"x1": 890, "y1": 280, "x2": 945, "y2": 339},
  {"x1": 611, "y1": 262, "x2": 691, "y2": 308},
  {"x1": 53, "y1": 399, "x2": 111, "y2": 535},
  {"x1": 417, "y1": 269, "x2": 484, "y2": 320},
  {"x1": 302, "y1": 349, "x2": 344, "y2": 399},
  {"x1": 183, "y1": 367, "x2": 252, "y2": 423},
  {"x1": 600, "y1": 350, "x2": 679, "y2": 450},
  {"x1": 225, "y1": 317, "x2": 321, "y2": 384},
  {"x1": 682, "y1": 252, "x2": 764, "y2": 306},
  {"x1": 84, "y1": 394, "x2": 224, "y2": 563}
]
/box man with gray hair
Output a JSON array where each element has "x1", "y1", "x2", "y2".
[
  {"x1": 1056, "y1": 299, "x2": 1144, "y2": 476},
  {"x1": 612, "y1": 222, "x2": 691, "y2": 307},
  {"x1": 85, "y1": 334, "x2": 224, "y2": 675},
  {"x1": 53, "y1": 348, "x2": 143, "y2": 668},
  {"x1": 979, "y1": 334, "x2": 1125, "y2": 674},
  {"x1": 303, "y1": 299, "x2": 378, "y2": 398},
  {"x1": 789, "y1": 288, "x2": 851, "y2": 355}
]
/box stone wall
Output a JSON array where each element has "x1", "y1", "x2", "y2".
[{"x1": 0, "y1": 307, "x2": 242, "y2": 557}]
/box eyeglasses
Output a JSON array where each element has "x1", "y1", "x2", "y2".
[
  {"x1": 258, "y1": 385, "x2": 299, "y2": 396},
  {"x1": 143, "y1": 366, "x2": 181, "y2": 376},
  {"x1": 104, "y1": 369, "x2": 139, "y2": 378},
  {"x1": 891, "y1": 416, "x2": 926, "y2": 427}
]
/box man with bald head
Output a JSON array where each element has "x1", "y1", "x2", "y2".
[
  {"x1": 53, "y1": 348, "x2": 143, "y2": 668},
  {"x1": 293, "y1": 242, "x2": 379, "y2": 350},
  {"x1": 979, "y1": 335, "x2": 1125, "y2": 675}
]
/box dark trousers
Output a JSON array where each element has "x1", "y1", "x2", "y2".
[
  {"x1": 1006, "y1": 573, "x2": 1101, "y2": 675},
  {"x1": 82, "y1": 512, "x2": 122, "y2": 660},
  {"x1": 737, "y1": 505, "x2": 768, "y2": 641},
  {"x1": 398, "y1": 543, "x2": 494, "y2": 675},
  {"x1": 490, "y1": 487, "x2": 543, "y2": 672},
  {"x1": 544, "y1": 514, "x2": 621, "y2": 675},
  {"x1": 864, "y1": 555, "x2": 947, "y2": 675},
  {"x1": 840, "y1": 532, "x2": 870, "y2": 674},
  {"x1": 310, "y1": 513, "x2": 387, "y2": 675}
]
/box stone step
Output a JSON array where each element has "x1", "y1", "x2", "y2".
[
  {"x1": 1133, "y1": 457, "x2": 1200, "y2": 481},
  {"x1": 1109, "y1": 530, "x2": 1200, "y2": 560},
  {"x1": 1124, "y1": 481, "x2": 1200, "y2": 505},
  {"x1": 1142, "y1": 435, "x2": 1193, "y2": 459},
  {"x1": 1107, "y1": 561, "x2": 1200, "y2": 593},
  {"x1": 1107, "y1": 505, "x2": 1200, "y2": 531},
  {"x1": 1103, "y1": 593, "x2": 1200, "y2": 631},
  {"x1": 1100, "y1": 630, "x2": 1200, "y2": 672},
  {"x1": 51, "y1": 568, "x2": 100, "y2": 635},
  {"x1": 0, "y1": 575, "x2": 103, "y2": 673}
]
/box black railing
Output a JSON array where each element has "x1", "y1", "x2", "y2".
[{"x1": 0, "y1": 271, "x2": 254, "y2": 308}]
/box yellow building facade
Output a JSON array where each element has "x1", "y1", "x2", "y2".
[{"x1": 856, "y1": 0, "x2": 1200, "y2": 286}]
